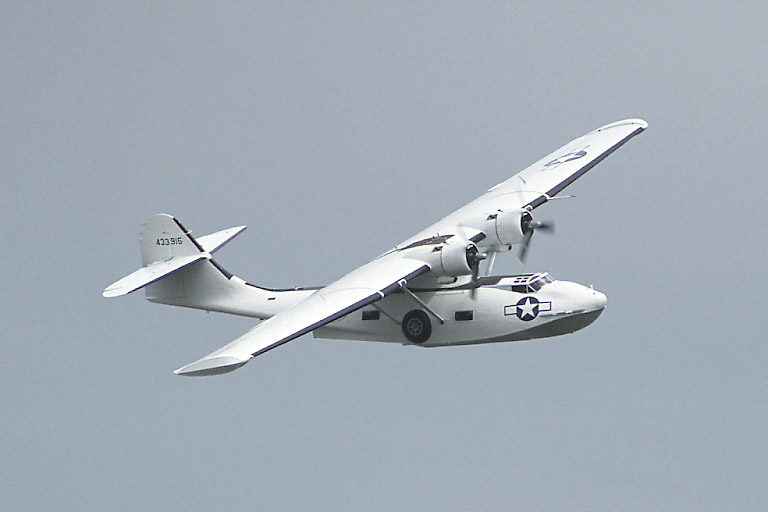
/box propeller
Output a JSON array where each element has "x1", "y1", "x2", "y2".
[
  {"x1": 466, "y1": 244, "x2": 487, "y2": 300},
  {"x1": 518, "y1": 215, "x2": 554, "y2": 264}
]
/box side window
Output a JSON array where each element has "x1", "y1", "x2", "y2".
[
  {"x1": 362, "y1": 310, "x2": 380, "y2": 321},
  {"x1": 455, "y1": 310, "x2": 474, "y2": 321}
]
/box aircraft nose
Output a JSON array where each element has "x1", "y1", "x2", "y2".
[{"x1": 585, "y1": 287, "x2": 607, "y2": 311}]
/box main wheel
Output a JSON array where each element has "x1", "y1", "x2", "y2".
[{"x1": 401, "y1": 310, "x2": 432, "y2": 344}]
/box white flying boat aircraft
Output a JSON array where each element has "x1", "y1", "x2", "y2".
[{"x1": 104, "y1": 119, "x2": 647, "y2": 376}]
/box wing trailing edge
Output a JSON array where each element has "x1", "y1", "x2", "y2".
[{"x1": 174, "y1": 256, "x2": 431, "y2": 376}]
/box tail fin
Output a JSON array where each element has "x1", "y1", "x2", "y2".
[
  {"x1": 105, "y1": 214, "x2": 310, "y2": 320},
  {"x1": 103, "y1": 214, "x2": 245, "y2": 298},
  {"x1": 139, "y1": 214, "x2": 203, "y2": 266}
]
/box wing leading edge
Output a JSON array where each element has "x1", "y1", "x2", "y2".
[
  {"x1": 175, "y1": 254, "x2": 430, "y2": 376},
  {"x1": 396, "y1": 119, "x2": 647, "y2": 249}
]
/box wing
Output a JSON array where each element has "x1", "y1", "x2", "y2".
[
  {"x1": 174, "y1": 253, "x2": 429, "y2": 376},
  {"x1": 396, "y1": 119, "x2": 647, "y2": 249},
  {"x1": 175, "y1": 119, "x2": 645, "y2": 376}
]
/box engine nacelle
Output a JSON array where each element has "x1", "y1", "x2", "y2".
[
  {"x1": 489, "y1": 209, "x2": 532, "y2": 247},
  {"x1": 424, "y1": 240, "x2": 476, "y2": 278}
]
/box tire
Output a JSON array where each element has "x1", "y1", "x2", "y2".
[{"x1": 401, "y1": 310, "x2": 432, "y2": 344}]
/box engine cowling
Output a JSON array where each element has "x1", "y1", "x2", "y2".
[
  {"x1": 489, "y1": 209, "x2": 532, "y2": 247},
  {"x1": 424, "y1": 240, "x2": 478, "y2": 278}
]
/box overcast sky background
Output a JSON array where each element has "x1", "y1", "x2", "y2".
[{"x1": 3, "y1": 2, "x2": 767, "y2": 510}]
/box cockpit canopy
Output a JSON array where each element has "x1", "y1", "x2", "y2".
[{"x1": 497, "y1": 273, "x2": 554, "y2": 293}]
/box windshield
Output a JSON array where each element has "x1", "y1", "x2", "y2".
[
  {"x1": 500, "y1": 273, "x2": 554, "y2": 293},
  {"x1": 528, "y1": 273, "x2": 554, "y2": 292}
]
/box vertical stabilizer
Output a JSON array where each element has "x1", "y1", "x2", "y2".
[
  {"x1": 140, "y1": 214, "x2": 202, "y2": 266},
  {"x1": 104, "y1": 214, "x2": 307, "y2": 318}
]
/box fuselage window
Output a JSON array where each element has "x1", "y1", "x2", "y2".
[
  {"x1": 455, "y1": 310, "x2": 474, "y2": 321},
  {"x1": 362, "y1": 310, "x2": 380, "y2": 321}
]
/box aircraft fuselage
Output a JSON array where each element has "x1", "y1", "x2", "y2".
[{"x1": 315, "y1": 274, "x2": 607, "y2": 347}]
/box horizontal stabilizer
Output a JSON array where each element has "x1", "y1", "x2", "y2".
[
  {"x1": 196, "y1": 225, "x2": 247, "y2": 254},
  {"x1": 103, "y1": 254, "x2": 208, "y2": 298}
]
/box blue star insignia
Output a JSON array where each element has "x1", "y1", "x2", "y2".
[{"x1": 516, "y1": 296, "x2": 539, "y2": 321}]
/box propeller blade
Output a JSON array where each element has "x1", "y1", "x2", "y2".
[
  {"x1": 518, "y1": 217, "x2": 554, "y2": 264},
  {"x1": 518, "y1": 230, "x2": 534, "y2": 264},
  {"x1": 531, "y1": 220, "x2": 555, "y2": 233}
]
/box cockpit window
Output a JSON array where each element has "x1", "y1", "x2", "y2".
[
  {"x1": 497, "y1": 273, "x2": 554, "y2": 293},
  {"x1": 528, "y1": 273, "x2": 554, "y2": 292}
]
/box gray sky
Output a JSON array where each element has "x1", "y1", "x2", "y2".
[{"x1": 3, "y1": 2, "x2": 767, "y2": 510}]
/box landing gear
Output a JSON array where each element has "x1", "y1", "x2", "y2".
[{"x1": 401, "y1": 310, "x2": 432, "y2": 344}]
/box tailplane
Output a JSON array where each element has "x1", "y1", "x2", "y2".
[
  {"x1": 103, "y1": 214, "x2": 245, "y2": 298},
  {"x1": 103, "y1": 214, "x2": 297, "y2": 319}
]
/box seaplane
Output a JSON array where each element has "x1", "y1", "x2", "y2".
[{"x1": 104, "y1": 119, "x2": 647, "y2": 376}]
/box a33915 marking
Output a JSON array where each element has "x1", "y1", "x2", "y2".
[{"x1": 156, "y1": 237, "x2": 183, "y2": 246}]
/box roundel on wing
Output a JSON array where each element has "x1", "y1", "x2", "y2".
[{"x1": 544, "y1": 149, "x2": 587, "y2": 168}]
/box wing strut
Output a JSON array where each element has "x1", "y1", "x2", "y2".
[
  {"x1": 484, "y1": 251, "x2": 497, "y2": 276},
  {"x1": 398, "y1": 280, "x2": 445, "y2": 324}
]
